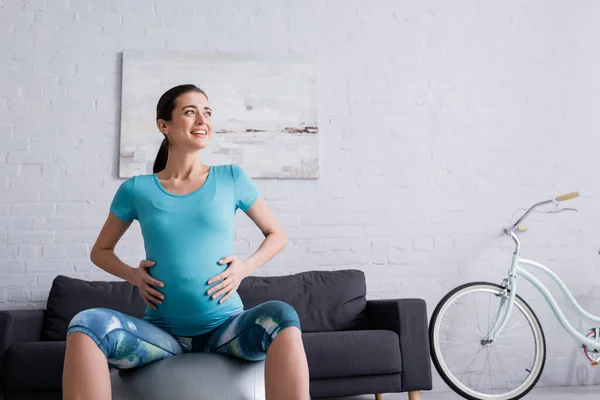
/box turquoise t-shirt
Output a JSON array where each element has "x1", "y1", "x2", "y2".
[{"x1": 109, "y1": 164, "x2": 260, "y2": 337}]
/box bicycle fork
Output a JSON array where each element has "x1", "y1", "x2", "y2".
[
  {"x1": 484, "y1": 274, "x2": 518, "y2": 344},
  {"x1": 483, "y1": 243, "x2": 521, "y2": 344}
]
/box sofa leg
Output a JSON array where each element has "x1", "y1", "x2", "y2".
[
  {"x1": 408, "y1": 391, "x2": 420, "y2": 400},
  {"x1": 375, "y1": 390, "x2": 419, "y2": 399}
]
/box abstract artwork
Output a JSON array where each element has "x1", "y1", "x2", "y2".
[{"x1": 119, "y1": 50, "x2": 319, "y2": 179}]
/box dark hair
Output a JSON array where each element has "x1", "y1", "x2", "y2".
[{"x1": 153, "y1": 84, "x2": 208, "y2": 173}]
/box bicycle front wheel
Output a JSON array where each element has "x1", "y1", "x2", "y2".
[{"x1": 429, "y1": 282, "x2": 546, "y2": 400}]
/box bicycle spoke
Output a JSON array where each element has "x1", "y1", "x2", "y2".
[
  {"x1": 499, "y1": 331, "x2": 532, "y2": 340},
  {"x1": 459, "y1": 346, "x2": 484, "y2": 382},
  {"x1": 473, "y1": 292, "x2": 482, "y2": 334},
  {"x1": 486, "y1": 347, "x2": 495, "y2": 394},
  {"x1": 442, "y1": 312, "x2": 484, "y2": 339},
  {"x1": 440, "y1": 322, "x2": 480, "y2": 338},
  {"x1": 501, "y1": 321, "x2": 523, "y2": 335},
  {"x1": 439, "y1": 340, "x2": 478, "y2": 351},
  {"x1": 487, "y1": 292, "x2": 492, "y2": 332},
  {"x1": 492, "y1": 346, "x2": 511, "y2": 394},
  {"x1": 495, "y1": 348, "x2": 528, "y2": 383},
  {"x1": 475, "y1": 346, "x2": 492, "y2": 391},
  {"x1": 502, "y1": 321, "x2": 530, "y2": 336},
  {"x1": 454, "y1": 303, "x2": 485, "y2": 336},
  {"x1": 498, "y1": 346, "x2": 525, "y2": 382},
  {"x1": 482, "y1": 347, "x2": 492, "y2": 393},
  {"x1": 494, "y1": 344, "x2": 535, "y2": 360},
  {"x1": 438, "y1": 339, "x2": 477, "y2": 346},
  {"x1": 448, "y1": 346, "x2": 484, "y2": 369}
]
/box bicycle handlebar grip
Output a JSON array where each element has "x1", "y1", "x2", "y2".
[{"x1": 555, "y1": 191, "x2": 580, "y2": 202}]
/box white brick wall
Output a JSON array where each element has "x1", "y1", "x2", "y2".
[{"x1": 2, "y1": 0, "x2": 600, "y2": 390}]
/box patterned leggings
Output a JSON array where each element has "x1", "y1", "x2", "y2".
[{"x1": 66, "y1": 300, "x2": 301, "y2": 369}]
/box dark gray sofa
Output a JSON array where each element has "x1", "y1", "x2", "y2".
[{"x1": 0, "y1": 269, "x2": 431, "y2": 399}]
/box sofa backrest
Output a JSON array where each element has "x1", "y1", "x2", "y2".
[
  {"x1": 42, "y1": 275, "x2": 145, "y2": 341},
  {"x1": 41, "y1": 269, "x2": 370, "y2": 340},
  {"x1": 238, "y1": 269, "x2": 370, "y2": 332}
]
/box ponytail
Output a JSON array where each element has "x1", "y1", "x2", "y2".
[{"x1": 153, "y1": 137, "x2": 169, "y2": 173}]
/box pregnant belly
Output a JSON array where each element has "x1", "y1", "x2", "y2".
[
  {"x1": 146, "y1": 258, "x2": 239, "y2": 312},
  {"x1": 143, "y1": 271, "x2": 243, "y2": 336},
  {"x1": 152, "y1": 273, "x2": 213, "y2": 314}
]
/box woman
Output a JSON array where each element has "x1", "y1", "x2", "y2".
[{"x1": 62, "y1": 84, "x2": 310, "y2": 400}]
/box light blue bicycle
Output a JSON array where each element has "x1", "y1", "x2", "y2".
[{"x1": 429, "y1": 192, "x2": 600, "y2": 400}]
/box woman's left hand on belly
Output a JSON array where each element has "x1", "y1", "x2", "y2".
[{"x1": 206, "y1": 255, "x2": 251, "y2": 304}]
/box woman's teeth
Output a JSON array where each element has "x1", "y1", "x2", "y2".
[{"x1": 191, "y1": 130, "x2": 207, "y2": 136}]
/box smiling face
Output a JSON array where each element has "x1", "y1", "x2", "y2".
[{"x1": 157, "y1": 91, "x2": 213, "y2": 152}]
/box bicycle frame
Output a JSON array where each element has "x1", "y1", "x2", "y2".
[{"x1": 487, "y1": 234, "x2": 600, "y2": 351}]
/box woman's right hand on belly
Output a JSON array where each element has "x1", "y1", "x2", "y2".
[{"x1": 131, "y1": 260, "x2": 165, "y2": 310}]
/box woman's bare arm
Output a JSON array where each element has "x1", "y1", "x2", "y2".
[
  {"x1": 90, "y1": 212, "x2": 137, "y2": 284},
  {"x1": 242, "y1": 197, "x2": 288, "y2": 273},
  {"x1": 90, "y1": 212, "x2": 164, "y2": 308}
]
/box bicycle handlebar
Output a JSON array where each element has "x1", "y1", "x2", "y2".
[
  {"x1": 555, "y1": 191, "x2": 579, "y2": 202},
  {"x1": 505, "y1": 191, "x2": 579, "y2": 234}
]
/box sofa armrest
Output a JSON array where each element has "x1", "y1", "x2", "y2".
[
  {"x1": 0, "y1": 310, "x2": 45, "y2": 380},
  {"x1": 0, "y1": 310, "x2": 45, "y2": 348},
  {"x1": 367, "y1": 299, "x2": 432, "y2": 392}
]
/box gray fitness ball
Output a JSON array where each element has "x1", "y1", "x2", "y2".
[{"x1": 110, "y1": 353, "x2": 266, "y2": 400}]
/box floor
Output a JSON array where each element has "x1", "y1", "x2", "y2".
[{"x1": 323, "y1": 385, "x2": 599, "y2": 399}]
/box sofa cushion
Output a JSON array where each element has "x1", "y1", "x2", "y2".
[
  {"x1": 238, "y1": 269, "x2": 370, "y2": 332},
  {"x1": 41, "y1": 275, "x2": 145, "y2": 341},
  {"x1": 302, "y1": 330, "x2": 402, "y2": 379},
  {"x1": 4, "y1": 341, "x2": 66, "y2": 392},
  {"x1": 2, "y1": 333, "x2": 401, "y2": 392}
]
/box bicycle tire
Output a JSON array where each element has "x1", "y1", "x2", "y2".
[{"x1": 429, "y1": 281, "x2": 546, "y2": 400}]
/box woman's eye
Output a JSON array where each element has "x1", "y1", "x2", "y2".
[
  {"x1": 185, "y1": 110, "x2": 194, "y2": 115},
  {"x1": 204, "y1": 112, "x2": 212, "y2": 117}
]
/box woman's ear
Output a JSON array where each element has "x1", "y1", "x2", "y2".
[{"x1": 157, "y1": 119, "x2": 169, "y2": 135}]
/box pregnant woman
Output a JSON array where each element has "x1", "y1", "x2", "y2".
[{"x1": 61, "y1": 84, "x2": 310, "y2": 400}]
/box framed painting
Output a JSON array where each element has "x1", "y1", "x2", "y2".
[{"x1": 119, "y1": 50, "x2": 319, "y2": 179}]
